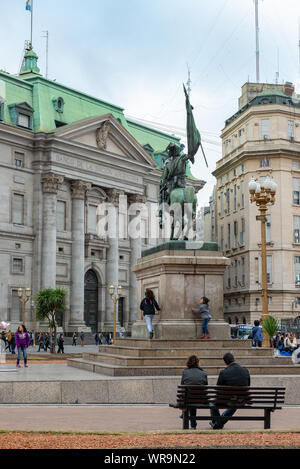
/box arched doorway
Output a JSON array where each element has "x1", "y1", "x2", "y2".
[{"x1": 84, "y1": 270, "x2": 99, "y2": 333}]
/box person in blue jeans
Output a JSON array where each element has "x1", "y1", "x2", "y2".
[
  {"x1": 15, "y1": 324, "x2": 30, "y2": 368},
  {"x1": 251, "y1": 320, "x2": 263, "y2": 347},
  {"x1": 140, "y1": 289, "x2": 161, "y2": 339},
  {"x1": 192, "y1": 297, "x2": 212, "y2": 339}
]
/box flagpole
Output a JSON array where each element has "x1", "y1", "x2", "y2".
[{"x1": 30, "y1": 0, "x2": 33, "y2": 47}]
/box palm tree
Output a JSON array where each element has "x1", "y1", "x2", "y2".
[
  {"x1": 262, "y1": 315, "x2": 279, "y2": 343},
  {"x1": 35, "y1": 288, "x2": 67, "y2": 353}
]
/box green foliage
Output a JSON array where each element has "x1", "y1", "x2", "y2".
[
  {"x1": 262, "y1": 315, "x2": 279, "y2": 340},
  {"x1": 35, "y1": 288, "x2": 66, "y2": 327}
]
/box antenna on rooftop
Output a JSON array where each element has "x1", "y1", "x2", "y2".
[
  {"x1": 42, "y1": 31, "x2": 49, "y2": 78},
  {"x1": 186, "y1": 63, "x2": 192, "y2": 97},
  {"x1": 254, "y1": 0, "x2": 260, "y2": 83},
  {"x1": 275, "y1": 48, "x2": 279, "y2": 84},
  {"x1": 298, "y1": 17, "x2": 300, "y2": 77}
]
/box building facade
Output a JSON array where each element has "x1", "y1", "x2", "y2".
[
  {"x1": 0, "y1": 48, "x2": 202, "y2": 333},
  {"x1": 212, "y1": 82, "x2": 300, "y2": 325}
]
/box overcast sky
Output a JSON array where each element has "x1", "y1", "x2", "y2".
[{"x1": 1, "y1": 0, "x2": 300, "y2": 207}]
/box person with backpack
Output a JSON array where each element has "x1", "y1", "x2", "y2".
[
  {"x1": 140, "y1": 289, "x2": 161, "y2": 339},
  {"x1": 192, "y1": 297, "x2": 212, "y2": 339}
]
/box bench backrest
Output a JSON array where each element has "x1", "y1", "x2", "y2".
[{"x1": 177, "y1": 385, "x2": 285, "y2": 409}]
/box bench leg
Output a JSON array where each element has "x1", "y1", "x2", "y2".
[
  {"x1": 183, "y1": 409, "x2": 189, "y2": 430},
  {"x1": 264, "y1": 409, "x2": 271, "y2": 430}
]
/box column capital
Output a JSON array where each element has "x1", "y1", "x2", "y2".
[
  {"x1": 128, "y1": 193, "x2": 147, "y2": 205},
  {"x1": 41, "y1": 173, "x2": 64, "y2": 194},
  {"x1": 71, "y1": 180, "x2": 92, "y2": 200},
  {"x1": 106, "y1": 188, "x2": 125, "y2": 206}
]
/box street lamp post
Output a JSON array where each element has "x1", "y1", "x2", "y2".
[
  {"x1": 31, "y1": 301, "x2": 36, "y2": 347},
  {"x1": 17, "y1": 288, "x2": 31, "y2": 325},
  {"x1": 108, "y1": 285, "x2": 123, "y2": 344},
  {"x1": 248, "y1": 176, "x2": 277, "y2": 347}
]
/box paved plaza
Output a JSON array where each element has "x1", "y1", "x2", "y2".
[{"x1": 0, "y1": 405, "x2": 299, "y2": 433}]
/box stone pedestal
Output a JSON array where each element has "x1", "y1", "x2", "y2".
[{"x1": 131, "y1": 241, "x2": 231, "y2": 340}]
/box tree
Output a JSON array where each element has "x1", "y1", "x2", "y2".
[
  {"x1": 35, "y1": 288, "x2": 67, "y2": 353},
  {"x1": 262, "y1": 315, "x2": 279, "y2": 342}
]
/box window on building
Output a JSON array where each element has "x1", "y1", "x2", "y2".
[
  {"x1": 227, "y1": 266, "x2": 231, "y2": 288},
  {"x1": 226, "y1": 188, "x2": 230, "y2": 213},
  {"x1": 240, "y1": 218, "x2": 245, "y2": 245},
  {"x1": 293, "y1": 178, "x2": 300, "y2": 205},
  {"x1": 56, "y1": 201, "x2": 66, "y2": 232},
  {"x1": 268, "y1": 296, "x2": 272, "y2": 304},
  {"x1": 233, "y1": 168, "x2": 237, "y2": 177},
  {"x1": 14, "y1": 152, "x2": 24, "y2": 168},
  {"x1": 226, "y1": 173, "x2": 230, "y2": 182},
  {"x1": 18, "y1": 113, "x2": 31, "y2": 128},
  {"x1": 141, "y1": 217, "x2": 148, "y2": 245},
  {"x1": 295, "y1": 256, "x2": 300, "y2": 284},
  {"x1": 296, "y1": 297, "x2": 300, "y2": 305},
  {"x1": 292, "y1": 161, "x2": 299, "y2": 170},
  {"x1": 12, "y1": 257, "x2": 24, "y2": 274},
  {"x1": 232, "y1": 135, "x2": 236, "y2": 150},
  {"x1": 238, "y1": 129, "x2": 243, "y2": 146},
  {"x1": 227, "y1": 223, "x2": 231, "y2": 249},
  {"x1": 261, "y1": 119, "x2": 270, "y2": 139},
  {"x1": 234, "y1": 259, "x2": 238, "y2": 286},
  {"x1": 220, "y1": 225, "x2": 224, "y2": 251},
  {"x1": 220, "y1": 176, "x2": 223, "y2": 185},
  {"x1": 241, "y1": 181, "x2": 245, "y2": 208},
  {"x1": 233, "y1": 185, "x2": 237, "y2": 211},
  {"x1": 12, "y1": 193, "x2": 24, "y2": 225},
  {"x1": 11, "y1": 290, "x2": 22, "y2": 322},
  {"x1": 233, "y1": 220, "x2": 238, "y2": 248},
  {"x1": 240, "y1": 164, "x2": 244, "y2": 174},
  {"x1": 267, "y1": 256, "x2": 272, "y2": 284},
  {"x1": 241, "y1": 257, "x2": 245, "y2": 285},
  {"x1": 220, "y1": 192, "x2": 224, "y2": 217},
  {"x1": 266, "y1": 215, "x2": 271, "y2": 243},
  {"x1": 225, "y1": 141, "x2": 229, "y2": 154},
  {"x1": 294, "y1": 216, "x2": 300, "y2": 243},
  {"x1": 245, "y1": 123, "x2": 249, "y2": 140},
  {"x1": 288, "y1": 120, "x2": 295, "y2": 139},
  {"x1": 260, "y1": 158, "x2": 270, "y2": 168},
  {"x1": 87, "y1": 205, "x2": 97, "y2": 234}
]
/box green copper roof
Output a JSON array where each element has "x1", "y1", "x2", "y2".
[
  {"x1": 256, "y1": 88, "x2": 289, "y2": 98},
  {"x1": 0, "y1": 49, "x2": 200, "y2": 180}
]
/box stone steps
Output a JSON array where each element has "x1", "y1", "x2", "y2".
[
  {"x1": 115, "y1": 339, "x2": 252, "y2": 349},
  {"x1": 68, "y1": 358, "x2": 300, "y2": 377},
  {"x1": 83, "y1": 352, "x2": 288, "y2": 367},
  {"x1": 98, "y1": 345, "x2": 273, "y2": 358}
]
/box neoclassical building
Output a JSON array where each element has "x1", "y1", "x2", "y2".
[{"x1": 0, "y1": 48, "x2": 202, "y2": 333}]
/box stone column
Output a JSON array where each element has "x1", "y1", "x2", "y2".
[
  {"x1": 41, "y1": 173, "x2": 64, "y2": 289},
  {"x1": 69, "y1": 180, "x2": 91, "y2": 332},
  {"x1": 104, "y1": 189, "x2": 121, "y2": 331},
  {"x1": 128, "y1": 194, "x2": 146, "y2": 327}
]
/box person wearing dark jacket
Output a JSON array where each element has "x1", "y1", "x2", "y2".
[
  {"x1": 181, "y1": 355, "x2": 208, "y2": 429},
  {"x1": 210, "y1": 352, "x2": 250, "y2": 430},
  {"x1": 140, "y1": 289, "x2": 160, "y2": 339}
]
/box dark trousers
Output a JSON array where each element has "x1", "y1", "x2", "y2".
[
  {"x1": 210, "y1": 407, "x2": 236, "y2": 428},
  {"x1": 189, "y1": 408, "x2": 197, "y2": 428}
]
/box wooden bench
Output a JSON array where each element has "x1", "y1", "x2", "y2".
[{"x1": 170, "y1": 385, "x2": 285, "y2": 430}]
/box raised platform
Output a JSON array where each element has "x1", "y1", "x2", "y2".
[{"x1": 67, "y1": 338, "x2": 297, "y2": 377}]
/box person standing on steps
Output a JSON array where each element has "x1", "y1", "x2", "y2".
[
  {"x1": 192, "y1": 297, "x2": 212, "y2": 339},
  {"x1": 140, "y1": 289, "x2": 161, "y2": 339}
]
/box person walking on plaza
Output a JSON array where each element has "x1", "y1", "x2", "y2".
[
  {"x1": 80, "y1": 332, "x2": 85, "y2": 347},
  {"x1": 140, "y1": 289, "x2": 161, "y2": 339},
  {"x1": 57, "y1": 334, "x2": 64, "y2": 354},
  {"x1": 209, "y1": 353, "x2": 250, "y2": 430},
  {"x1": 15, "y1": 324, "x2": 30, "y2": 368},
  {"x1": 10, "y1": 333, "x2": 16, "y2": 354},
  {"x1": 72, "y1": 332, "x2": 77, "y2": 346},
  {"x1": 44, "y1": 333, "x2": 50, "y2": 352},
  {"x1": 192, "y1": 297, "x2": 212, "y2": 339},
  {"x1": 251, "y1": 320, "x2": 263, "y2": 347},
  {"x1": 95, "y1": 332, "x2": 99, "y2": 346},
  {"x1": 181, "y1": 355, "x2": 208, "y2": 430},
  {"x1": 6, "y1": 330, "x2": 12, "y2": 352}
]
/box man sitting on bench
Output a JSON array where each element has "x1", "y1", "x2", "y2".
[{"x1": 210, "y1": 352, "x2": 250, "y2": 430}]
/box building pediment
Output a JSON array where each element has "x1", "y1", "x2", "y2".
[{"x1": 53, "y1": 114, "x2": 158, "y2": 168}]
